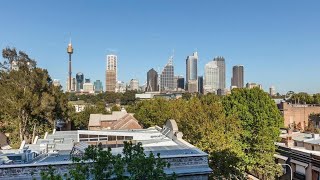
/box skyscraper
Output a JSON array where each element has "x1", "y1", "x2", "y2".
[
  {"x1": 160, "y1": 56, "x2": 174, "y2": 92},
  {"x1": 106, "y1": 54, "x2": 117, "y2": 92},
  {"x1": 129, "y1": 79, "x2": 139, "y2": 91},
  {"x1": 198, "y1": 76, "x2": 203, "y2": 94},
  {"x1": 204, "y1": 61, "x2": 219, "y2": 94},
  {"x1": 214, "y1": 56, "x2": 226, "y2": 90},
  {"x1": 76, "y1": 72, "x2": 84, "y2": 92},
  {"x1": 231, "y1": 65, "x2": 244, "y2": 88},
  {"x1": 186, "y1": 52, "x2": 198, "y2": 93},
  {"x1": 146, "y1": 68, "x2": 158, "y2": 92},
  {"x1": 94, "y1": 80, "x2": 103, "y2": 93}
]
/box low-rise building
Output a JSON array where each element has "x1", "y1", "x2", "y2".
[
  {"x1": 0, "y1": 120, "x2": 212, "y2": 179},
  {"x1": 88, "y1": 110, "x2": 142, "y2": 130}
]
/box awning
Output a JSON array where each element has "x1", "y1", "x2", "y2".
[
  {"x1": 274, "y1": 154, "x2": 288, "y2": 161},
  {"x1": 291, "y1": 159, "x2": 309, "y2": 167}
]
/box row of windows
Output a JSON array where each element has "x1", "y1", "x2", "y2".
[{"x1": 79, "y1": 134, "x2": 133, "y2": 142}]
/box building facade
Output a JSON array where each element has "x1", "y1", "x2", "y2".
[
  {"x1": 94, "y1": 80, "x2": 103, "y2": 93},
  {"x1": 204, "y1": 61, "x2": 219, "y2": 94},
  {"x1": 231, "y1": 65, "x2": 244, "y2": 88},
  {"x1": 76, "y1": 72, "x2": 84, "y2": 92},
  {"x1": 146, "y1": 68, "x2": 158, "y2": 92},
  {"x1": 198, "y1": 76, "x2": 203, "y2": 94},
  {"x1": 106, "y1": 54, "x2": 117, "y2": 92},
  {"x1": 83, "y1": 82, "x2": 94, "y2": 93},
  {"x1": 214, "y1": 56, "x2": 226, "y2": 91},
  {"x1": 246, "y1": 82, "x2": 262, "y2": 89},
  {"x1": 186, "y1": 52, "x2": 198, "y2": 93},
  {"x1": 160, "y1": 57, "x2": 174, "y2": 92},
  {"x1": 129, "y1": 79, "x2": 139, "y2": 91}
]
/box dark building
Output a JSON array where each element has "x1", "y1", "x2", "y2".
[
  {"x1": 94, "y1": 80, "x2": 103, "y2": 93},
  {"x1": 177, "y1": 77, "x2": 184, "y2": 90},
  {"x1": 214, "y1": 56, "x2": 226, "y2": 91},
  {"x1": 198, "y1": 76, "x2": 203, "y2": 94},
  {"x1": 231, "y1": 65, "x2": 244, "y2": 88},
  {"x1": 85, "y1": 78, "x2": 90, "y2": 83},
  {"x1": 76, "y1": 72, "x2": 84, "y2": 92},
  {"x1": 146, "y1": 68, "x2": 158, "y2": 92}
]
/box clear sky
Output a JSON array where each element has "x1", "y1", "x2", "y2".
[{"x1": 1, "y1": 0, "x2": 320, "y2": 94}]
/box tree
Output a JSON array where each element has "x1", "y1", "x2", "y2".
[
  {"x1": 0, "y1": 48, "x2": 69, "y2": 143},
  {"x1": 40, "y1": 142, "x2": 173, "y2": 180},
  {"x1": 223, "y1": 88, "x2": 283, "y2": 179}
]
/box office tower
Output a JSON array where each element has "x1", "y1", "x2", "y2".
[
  {"x1": 204, "y1": 61, "x2": 219, "y2": 94},
  {"x1": 174, "y1": 75, "x2": 184, "y2": 90},
  {"x1": 231, "y1": 65, "x2": 244, "y2": 88},
  {"x1": 146, "y1": 68, "x2": 158, "y2": 92},
  {"x1": 246, "y1": 82, "x2": 262, "y2": 89},
  {"x1": 270, "y1": 86, "x2": 276, "y2": 96},
  {"x1": 53, "y1": 79, "x2": 61, "y2": 87},
  {"x1": 66, "y1": 77, "x2": 76, "y2": 92},
  {"x1": 94, "y1": 80, "x2": 103, "y2": 93},
  {"x1": 214, "y1": 56, "x2": 226, "y2": 90},
  {"x1": 129, "y1": 79, "x2": 139, "y2": 91},
  {"x1": 198, "y1": 76, "x2": 203, "y2": 94},
  {"x1": 85, "y1": 78, "x2": 90, "y2": 83},
  {"x1": 160, "y1": 56, "x2": 174, "y2": 91},
  {"x1": 83, "y1": 82, "x2": 94, "y2": 93},
  {"x1": 115, "y1": 81, "x2": 126, "y2": 93},
  {"x1": 76, "y1": 72, "x2": 84, "y2": 92},
  {"x1": 106, "y1": 54, "x2": 117, "y2": 92},
  {"x1": 67, "y1": 40, "x2": 73, "y2": 92},
  {"x1": 186, "y1": 52, "x2": 198, "y2": 93}
]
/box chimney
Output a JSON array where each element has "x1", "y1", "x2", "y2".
[{"x1": 285, "y1": 136, "x2": 294, "y2": 147}]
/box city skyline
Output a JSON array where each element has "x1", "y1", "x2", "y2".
[{"x1": 1, "y1": 1, "x2": 320, "y2": 93}]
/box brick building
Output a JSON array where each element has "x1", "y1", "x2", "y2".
[{"x1": 278, "y1": 101, "x2": 320, "y2": 130}]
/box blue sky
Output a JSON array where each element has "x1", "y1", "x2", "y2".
[{"x1": 1, "y1": 0, "x2": 320, "y2": 94}]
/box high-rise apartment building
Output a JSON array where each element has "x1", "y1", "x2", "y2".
[
  {"x1": 76, "y1": 72, "x2": 84, "y2": 92},
  {"x1": 214, "y1": 56, "x2": 226, "y2": 91},
  {"x1": 204, "y1": 61, "x2": 219, "y2": 94},
  {"x1": 198, "y1": 76, "x2": 203, "y2": 94},
  {"x1": 160, "y1": 56, "x2": 174, "y2": 92},
  {"x1": 186, "y1": 52, "x2": 198, "y2": 93},
  {"x1": 146, "y1": 68, "x2": 158, "y2": 92},
  {"x1": 106, "y1": 54, "x2": 117, "y2": 92},
  {"x1": 94, "y1": 80, "x2": 103, "y2": 93},
  {"x1": 129, "y1": 79, "x2": 139, "y2": 91},
  {"x1": 231, "y1": 65, "x2": 244, "y2": 88}
]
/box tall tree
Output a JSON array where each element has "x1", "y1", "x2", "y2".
[
  {"x1": 223, "y1": 88, "x2": 283, "y2": 179},
  {"x1": 0, "y1": 47, "x2": 69, "y2": 143}
]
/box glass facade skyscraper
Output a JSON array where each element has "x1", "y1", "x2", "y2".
[
  {"x1": 160, "y1": 57, "x2": 174, "y2": 91},
  {"x1": 76, "y1": 72, "x2": 84, "y2": 92},
  {"x1": 186, "y1": 52, "x2": 198, "y2": 93}
]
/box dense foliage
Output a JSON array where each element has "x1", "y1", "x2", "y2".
[
  {"x1": 132, "y1": 88, "x2": 283, "y2": 179},
  {"x1": 40, "y1": 141, "x2": 174, "y2": 180},
  {"x1": 287, "y1": 92, "x2": 320, "y2": 104},
  {"x1": 0, "y1": 48, "x2": 69, "y2": 146}
]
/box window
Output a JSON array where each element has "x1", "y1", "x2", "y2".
[
  {"x1": 108, "y1": 136, "x2": 116, "y2": 141},
  {"x1": 117, "y1": 136, "x2": 124, "y2": 141},
  {"x1": 79, "y1": 134, "x2": 88, "y2": 138},
  {"x1": 125, "y1": 136, "x2": 133, "y2": 140},
  {"x1": 312, "y1": 146, "x2": 315, "y2": 151}
]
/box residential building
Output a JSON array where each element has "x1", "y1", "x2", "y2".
[
  {"x1": 106, "y1": 54, "x2": 117, "y2": 92},
  {"x1": 88, "y1": 110, "x2": 142, "y2": 130},
  {"x1": 231, "y1": 65, "x2": 244, "y2": 88},
  {"x1": 68, "y1": 100, "x2": 88, "y2": 113},
  {"x1": 278, "y1": 101, "x2": 320, "y2": 130},
  {"x1": 94, "y1": 80, "x2": 103, "y2": 93},
  {"x1": 246, "y1": 82, "x2": 262, "y2": 89},
  {"x1": 0, "y1": 120, "x2": 212, "y2": 179},
  {"x1": 275, "y1": 130, "x2": 320, "y2": 180},
  {"x1": 83, "y1": 82, "x2": 94, "y2": 93},
  {"x1": 129, "y1": 79, "x2": 139, "y2": 91},
  {"x1": 214, "y1": 56, "x2": 226, "y2": 91},
  {"x1": 160, "y1": 56, "x2": 174, "y2": 92},
  {"x1": 204, "y1": 60, "x2": 219, "y2": 94},
  {"x1": 146, "y1": 68, "x2": 158, "y2": 92},
  {"x1": 186, "y1": 52, "x2": 198, "y2": 93}
]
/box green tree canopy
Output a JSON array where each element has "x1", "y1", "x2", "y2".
[{"x1": 0, "y1": 47, "x2": 69, "y2": 144}]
